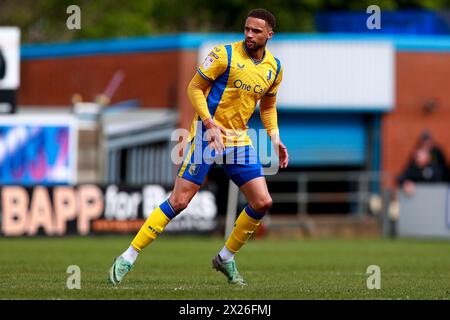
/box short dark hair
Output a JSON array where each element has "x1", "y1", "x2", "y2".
[{"x1": 247, "y1": 8, "x2": 276, "y2": 30}]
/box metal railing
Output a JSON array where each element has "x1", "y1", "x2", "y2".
[
  {"x1": 262, "y1": 171, "x2": 389, "y2": 216},
  {"x1": 225, "y1": 170, "x2": 393, "y2": 238}
]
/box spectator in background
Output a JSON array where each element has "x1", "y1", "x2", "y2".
[
  {"x1": 397, "y1": 147, "x2": 446, "y2": 195},
  {"x1": 0, "y1": 48, "x2": 5, "y2": 79},
  {"x1": 415, "y1": 130, "x2": 448, "y2": 179}
]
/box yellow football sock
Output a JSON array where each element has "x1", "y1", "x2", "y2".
[
  {"x1": 131, "y1": 200, "x2": 175, "y2": 251},
  {"x1": 225, "y1": 205, "x2": 265, "y2": 253}
]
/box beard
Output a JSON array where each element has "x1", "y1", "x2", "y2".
[{"x1": 245, "y1": 38, "x2": 268, "y2": 51}]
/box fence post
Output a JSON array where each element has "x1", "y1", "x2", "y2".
[
  {"x1": 297, "y1": 174, "x2": 308, "y2": 217},
  {"x1": 381, "y1": 188, "x2": 393, "y2": 237},
  {"x1": 357, "y1": 172, "x2": 369, "y2": 216},
  {"x1": 224, "y1": 180, "x2": 239, "y2": 240}
]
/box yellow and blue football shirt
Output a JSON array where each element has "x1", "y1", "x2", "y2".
[
  {"x1": 189, "y1": 40, "x2": 283, "y2": 147},
  {"x1": 178, "y1": 41, "x2": 283, "y2": 186}
]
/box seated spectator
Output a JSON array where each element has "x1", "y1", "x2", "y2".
[
  {"x1": 397, "y1": 147, "x2": 446, "y2": 196},
  {"x1": 415, "y1": 130, "x2": 448, "y2": 180}
]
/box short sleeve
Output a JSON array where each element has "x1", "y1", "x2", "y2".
[
  {"x1": 196, "y1": 46, "x2": 228, "y2": 82},
  {"x1": 265, "y1": 61, "x2": 283, "y2": 97}
]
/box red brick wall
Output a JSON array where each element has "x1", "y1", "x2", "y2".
[
  {"x1": 382, "y1": 52, "x2": 450, "y2": 188},
  {"x1": 175, "y1": 51, "x2": 198, "y2": 131},
  {"x1": 19, "y1": 52, "x2": 181, "y2": 107},
  {"x1": 19, "y1": 50, "x2": 200, "y2": 133}
]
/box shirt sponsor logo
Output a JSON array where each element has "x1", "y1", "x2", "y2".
[{"x1": 233, "y1": 79, "x2": 265, "y2": 95}]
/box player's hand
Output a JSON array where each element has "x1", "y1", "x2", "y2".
[
  {"x1": 277, "y1": 141, "x2": 289, "y2": 168},
  {"x1": 271, "y1": 135, "x2": 289, "y2": 169},
  {"x1": 204, "y1": 118, "x2": 226, "y2": 153}
]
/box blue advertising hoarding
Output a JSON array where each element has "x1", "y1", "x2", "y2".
[{"x1": 0, "y1": 115, "x2": 77, "y2": 185}]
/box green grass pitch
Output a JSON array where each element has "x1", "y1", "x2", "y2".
[{"x1": 0, "y1": 235, "x2": 449, "y2": 300}]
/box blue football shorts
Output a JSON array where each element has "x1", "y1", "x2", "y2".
[{"x1": 177, "y1": 138, "x2": 263, "y2": 187}]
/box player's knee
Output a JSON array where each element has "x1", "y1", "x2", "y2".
[
  {"x1": 168, "y1": 196, "x2": 190, "y2": 213},
  {"x1": 252, "y1": 196, "x2": 272, "y2": 213}
]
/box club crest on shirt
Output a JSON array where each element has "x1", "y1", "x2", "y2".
[
  {"x1": 237, "y1": 63, "x2": 245, "y2": 69},
  {"x1": 188, "y1": 164, "x2": 199, "y2": 176},
  {"x1": 267, "y1": 69, "x2": 272, "y2": 80},
  {"x1": 202, "y1": 56, "x2": 214, "y2": 70}
]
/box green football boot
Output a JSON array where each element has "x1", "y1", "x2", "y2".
[
  {"x1": 107, "y1": 256, "x2": 133, "y2": 285},
  {"x1": 212, "y1": 255, "x2": 247, "y2": 286}
]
